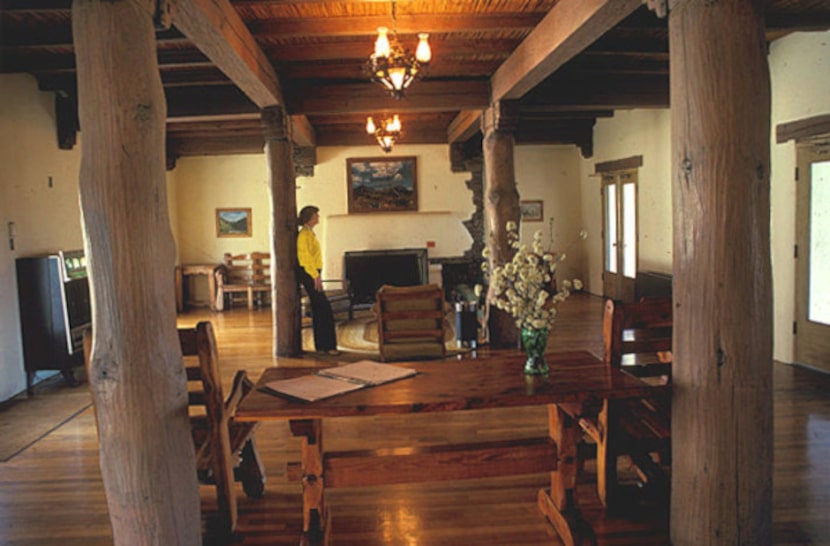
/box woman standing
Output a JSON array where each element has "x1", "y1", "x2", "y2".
[{"x1": 297, "y1": 205, "x2": 339, "y2": 355}]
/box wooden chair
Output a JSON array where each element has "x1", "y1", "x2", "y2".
[
  {"x1": 180, "y1": 321, "x2": 265, "y2": 537},
  {"x1": 300, "y1": 278, "x2": 355, "y2": 325},
  {"x1": 214, "y1": 252, "x2": 271, "y2": 310},
  {"x1": 375, "y1": 284, "x2": 446, "y2": 362},
  {"x1": 572, "y1": 297, "x2": 672, "y2": 508}
]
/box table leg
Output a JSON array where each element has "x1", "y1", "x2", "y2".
[
  {"x1": 595, "y1": 399, "x2": 620, "y2": 508},
  {"x1": 208, "y1": 267, "x2": 217, "y2": 311},
  {"x1": 290, "y1": 419, "x2": 327, "y2": 545},
  {"x1": 174, "y1": 265, "x2": 183, "y2": 313},
  {"x1": 538, "y1": 404, "x2": 596, "y2": 546}
]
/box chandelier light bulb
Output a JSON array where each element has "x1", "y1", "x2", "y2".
[
  {"x1": 415, "y1": 33, "x2": 431, "y2": 63},
  {"x1": 374, "y1": 27, "x2": 391, "y2": 58},
  {"x1": 366, "y1": 116, "x2": 376, "y2": 134}
]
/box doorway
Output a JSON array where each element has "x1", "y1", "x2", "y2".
[
  {"x1": 795, "y1": 138, "x2": 830, "y2": 372},
  {"x1": 602, "y1": 168, "x2": 638, "y2": 302}
]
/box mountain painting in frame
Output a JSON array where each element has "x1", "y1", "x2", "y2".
[
  {"x1": 347, "y1": 156, "x2": 418, "y2": 213},
  {"x1": 216, "y1": 208, "x2": 252, "y2": 237}
]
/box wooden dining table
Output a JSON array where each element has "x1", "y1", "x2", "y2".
[{"x1": 236, "y1": 350, "x2": 669, "y2": 546}]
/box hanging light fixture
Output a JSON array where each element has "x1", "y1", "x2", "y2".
[
  {"x1": 366, "y1": 114, "x2": 402, "y2": 153},
  {"x1": 366, "y1": 2, "x2": 431, "y2": 100}
]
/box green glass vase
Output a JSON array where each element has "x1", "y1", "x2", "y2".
[{"x1": 521, "y1": 327, "x2": 550, "y2": 375}]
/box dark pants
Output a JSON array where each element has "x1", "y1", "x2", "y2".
[{"x1": 298, "y1": 269, "x2": 337, "y2": 351}]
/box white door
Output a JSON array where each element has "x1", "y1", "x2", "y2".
[
  {"x1": 602, "y1": 170, "x2": 638, "y2": 302},
  {"x1": 795, "y1": 139, "x2": 830, "y2": 372}
]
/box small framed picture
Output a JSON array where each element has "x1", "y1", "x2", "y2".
[
  {"x1": 520, "y1": 200, "x2": 544, "y2": 222},
  {"x1": 216, "y1": 208, "x2": 252, "y2": 237}
]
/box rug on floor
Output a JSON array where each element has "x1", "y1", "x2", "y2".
[{"x1": 303, "y1": 314, "x2": 467, "y2": 356}]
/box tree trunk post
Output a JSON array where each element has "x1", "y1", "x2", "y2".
[
  {"x1": 263, "y1": 105, "x2": 301, "y2": 356},
  {"x1": 669, "y1": 1, "x2": 773, "y2": 544},
  {"x1": 73, "y1": 1, "x2": 201, "y2": 544},
  {"x1": 482, "y1": 101, "x2": 521, "y2": 348}
]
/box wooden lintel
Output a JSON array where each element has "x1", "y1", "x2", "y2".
[
  {"x1": 169, "y1": 0, "x2": 283, "y2": 108},
  {"x1": 448, "y1": 109, "x2": 483, "y2": 143},
  {"x1": 595, "y1": 155, "x2": 644, "y2": 173},
  {"x1": 491, "y1": 0, "x2": 642, "y2": 101},
  {"x1": 776, "y1": 113, "x2": 830, "y2": 143},
  {"x1": 324, "y1": 437, "x2": 556, "y2": 488}
]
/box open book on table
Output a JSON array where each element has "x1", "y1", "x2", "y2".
[{"x1": 260, "y1": 360, "x2": 417, "y2": 403}]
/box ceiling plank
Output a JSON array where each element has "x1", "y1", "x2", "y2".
[
  {"x1": 171, "y1": 0, "x2": 283, "y2": 107},
  {"x1": 252, "y1": 13, "x2": 544, "y2": 37},
  {"x1": 491, "y1": 0, "x2": 643, "y2": 101}
]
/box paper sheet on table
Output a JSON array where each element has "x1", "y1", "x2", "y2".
[
  {"x1": 261, "y1": 374, "x2": 365, "y2": 402},
  {"x1": 315, "y1": 360, "x2": 417, "y2": 386}
]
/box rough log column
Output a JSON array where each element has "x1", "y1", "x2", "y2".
[
  {"x1": 73, "y1": 1, "x2": 201, "y2": 544},
  {"x1": 669, "y1": 1, "x2": 772, "y2": 544},
  {"x1": 482, "y1": 101, "x2": 520, "y2": 348},
  {"x1": 263, "y1": 106, "x2": 301, "y2": 356}
]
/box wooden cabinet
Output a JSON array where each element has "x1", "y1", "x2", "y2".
[{"x1": 16, "y1": 251, "x2": 90, "y2": 394}]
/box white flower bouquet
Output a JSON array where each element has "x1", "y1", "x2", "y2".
[{"x1": 481, "y1": 221, "x2": 585, "y2": 331}]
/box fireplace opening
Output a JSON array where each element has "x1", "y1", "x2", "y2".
[{"x1": 344, "y1": 248, "x2": 429, "y2": 305}]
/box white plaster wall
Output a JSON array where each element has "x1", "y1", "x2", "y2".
[
  {"x1": 0, "y1": 74, "x2": 182, "y2": 402},
  {"x1": 515, "y1": 145, "x2": 587, "y2": 284},
  {"x1": 299, "y1": 145, "x2": 473, "y2": 282},
  {"x1": 0, "y1": 74, "x2": 84, "y2": 401},
  {"x1": 171, "y1": 145, "x2": 475, "y2": 286},
  {"x1": 769, "y1": 30, "x2": 830, "y2": 362},
  {"x1": 172, "y1": 154, "x2": 271, "y2": 263},
  {"x1": 579, "y1": 109, "x2": 673, "y2": 295}
]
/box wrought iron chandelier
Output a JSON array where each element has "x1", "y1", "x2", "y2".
[
  {"x1": 366, "y1": 114, "x2": 402, "y2": 153},
  {"x1": 366, "y1": 2, "x2": 431, "y2": 99}
]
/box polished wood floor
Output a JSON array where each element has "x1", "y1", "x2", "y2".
[{"x1": 1, "y1": 293, "x2": 828, "y2": 545}]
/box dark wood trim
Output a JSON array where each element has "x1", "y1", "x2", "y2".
[
  {"x1": 776, "y1": 114, "x2": 830, "y2": 144},
  {"x1": 595, "y1": 155, "x2": 643, "y2": 173}
]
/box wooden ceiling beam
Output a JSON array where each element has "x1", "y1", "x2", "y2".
[
  {"x1": 287, "y1": 80, "x2": 490, "y2": 115},
  {"x1": 491, "y1": 0, "x2": 643, "y2": 101},
  {"x1": 278, "y1": 59, "x2": 501, "y2": 81},
  {"x1": 251, "y1": 13, "x2": 544, "y2": 37},
  {"x1": 170, "y1": 0, "x2": 284, "y2": 107},
  {"x1": 522, "y1": 73, "x2": 669, "y2": 109},
  {"x1": 448, "y1": 109, "x2": 484, "y2": 144},
  {"x1": 264, "y1": 38, "x2": 520, "y2": 62},
  {"x1": 290, "y1": 114, "x2": 316, "y2": 147}
]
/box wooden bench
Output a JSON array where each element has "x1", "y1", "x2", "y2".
[
  {"x1": 564, "y1": 297, "x2": 672, "y2": 508},
  {"x1": 180, "y1": 321, "x2": 265, "y2": 537},
  {"x1": 214, "y1": 252, "x2": 271, "y2": 311}
]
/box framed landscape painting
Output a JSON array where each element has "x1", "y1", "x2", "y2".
[
  {"x1": 347, "y1": 156, "x2": 418, "y2": 213},
  {"x1": 216, "y1": 208, "x2": 252, "y2": 237},
  {"x1": 520, "y1": 200, "x2": 544, "y2": 222}
]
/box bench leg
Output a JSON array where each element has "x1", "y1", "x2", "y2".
[{"x1": 247, "y1": 286, "x2": 254, "y2": 310}]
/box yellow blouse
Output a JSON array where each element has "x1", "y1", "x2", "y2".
[{"x1": 297, "y1": 227, "x2": 322, "y2": 278}]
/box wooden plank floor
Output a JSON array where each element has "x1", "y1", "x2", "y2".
[{"x1": 0, "y1": 293, "x2": 828, "y2": 545}]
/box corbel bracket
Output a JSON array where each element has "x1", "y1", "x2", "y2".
[
  {"x1": 642, "y1": 0, "x2": 668, "y2": 18},
  {"x1": 155, "y1": 0, "x2": 175, "y2": 29}
]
